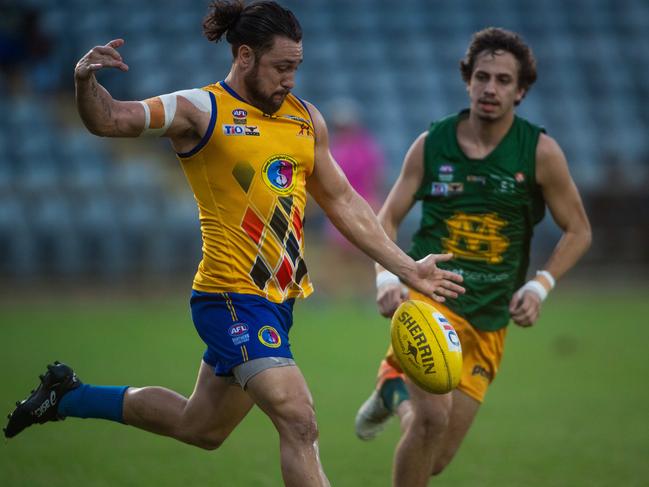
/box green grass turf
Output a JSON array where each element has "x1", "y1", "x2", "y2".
[{"x1": 1, "y1": 289, "x2": 648, "y2": 486}]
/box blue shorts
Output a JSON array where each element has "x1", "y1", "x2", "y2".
[{"x1": 190, "y1": 290, "x2": 295, "y2": 376}]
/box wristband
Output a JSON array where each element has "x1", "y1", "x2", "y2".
[
  {"x1": 536, "y1": 270, "x2": 555, "y2": 289},
  {"x1": 376, "y1": 270, "x2": 400, "y2": 289},
  {"x1": 518, "y1": 280, "x2": 548, "y2": 302}
]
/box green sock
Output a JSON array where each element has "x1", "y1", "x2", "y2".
[{"x1": 380, "y1": 377, "x2": 410, "y2": 413}]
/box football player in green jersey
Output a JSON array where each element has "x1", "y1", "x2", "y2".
[{"x1": 355, "y1": 27, "x2": 592, "y2": 487}]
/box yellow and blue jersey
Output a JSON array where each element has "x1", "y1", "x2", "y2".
[{"x1": 178, "y1": 81, "x2": 315, "y2": 303}]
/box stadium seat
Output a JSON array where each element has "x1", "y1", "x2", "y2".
[{"x1": 2, "y1": 0, "x2": 648, "y2": 278}]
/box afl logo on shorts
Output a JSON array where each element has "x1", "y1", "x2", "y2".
[
  {"x1": 258, "y1": 325, "x2": 282, "y2": 348},
  {"x1": 262, "y1": 155, "x2": 297, "y2": 195},
  {"x1": 228, "y1": 323, "x2": 250, "y2": 345},
  {"x1": 228, "y1": 323, "x2": 249, "y2": 337}
]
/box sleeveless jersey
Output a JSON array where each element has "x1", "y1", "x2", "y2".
[
  {"x1": 178, "y1": 81, "x2": 315, "y2": 303},
  {"x1": 409, "y1": 110, "x2": 545, "y2": 331}
]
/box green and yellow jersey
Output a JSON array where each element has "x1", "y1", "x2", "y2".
[{"x1": 409, "y1": 110, "x2": 546, "y2": 331}]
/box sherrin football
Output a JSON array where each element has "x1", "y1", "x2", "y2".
[{"x1": 390, "y1": 300, "x2": 463, "y2": 394}]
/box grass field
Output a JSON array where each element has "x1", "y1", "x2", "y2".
[{"x1": 1, "y1": 288, "x2": 648, "y2": 486}]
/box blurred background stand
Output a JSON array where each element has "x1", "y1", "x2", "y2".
[{"x1": 0, "y1": 0, "x2": 648, "y2": 297}]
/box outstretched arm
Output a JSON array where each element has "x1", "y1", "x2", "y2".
[
  {"x1": 74, "y1": 39, "x2": 205, "y2": 150},
  {"x1": 305, "y1": 103, "x2": 464, "y2": 303},
  {"x1": 373, "y1": 132, "x2": 434, "y2": 316},
  {"x1": 509, "y1": 133, "x2": 592, "y2": 326}
]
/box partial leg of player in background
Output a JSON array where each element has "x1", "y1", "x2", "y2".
[
  {"x1": 355, "y1": 359, "x2": 409, "y2": 439},
  {"x1": 429, "y1": 390, "x2": 480, "y2": 475},
  {"x1": 357, "y1": 361, "x2": 481, "y2": 486},
  {"x1": 391, "y1": 379, "x2": 452, "y2": 486},
  {"x1": 392, "y1": 387, "x2": 480, "y2": 484}
]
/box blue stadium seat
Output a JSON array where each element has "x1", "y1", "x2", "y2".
[{"x1": 2, "y1": 0, "x2": 648, "y2": 277}]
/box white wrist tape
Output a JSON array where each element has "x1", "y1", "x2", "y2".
[
  {"x1": 376, "y1": 270, "x2": 400, "y2": 289},
  {"x1": 536, "y1": 270, "x2": 556, "y2": 289},
  {"x1": 517, "y1": 280, "x2": 549, "y2": 302},
  {"x1": 376, "y1": 270, "x2": 409, "y2": 298}
]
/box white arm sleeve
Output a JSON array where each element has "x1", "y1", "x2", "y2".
[{"x1": 139, "y1": 88, "x2": 212, "y2": 137}]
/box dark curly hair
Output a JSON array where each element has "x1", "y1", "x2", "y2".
[
  {"x1": 460, "y1": 27, "x2": 537, "y2": 102},
  {"x1": 202, "y1": 0, "x2": 302, "y2": 58}
]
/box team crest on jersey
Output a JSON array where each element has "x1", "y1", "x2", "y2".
[
  {"x1": 232, "y1": 109, "x2": 248, "y2": 124},
  {"x1": 262, "y1": 155, "x2": 297, "y2": 195},
  {"x1": 515, "y1": 172, "x2": 526, "y2": 183},
  {"x1": 442, "y1": 212, "x2": 510, "y2": 264},
  {"x1": 258, "y1": 326, "x2": 282, "y2": 348}
]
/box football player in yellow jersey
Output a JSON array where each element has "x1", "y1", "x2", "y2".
[{"x1": 3, "y1": 2, "x2": 465, "y2": 486}]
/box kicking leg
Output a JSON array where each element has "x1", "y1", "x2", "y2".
[
  {"x1": 123, "y1": 360, "x2": 254, "y2": 449},
  {"x1": 4, "y1": 360, "x2": 254, "y2": 450},
  {"x1": 4, "y1": 362, "x2": 82, "y2": 438}
]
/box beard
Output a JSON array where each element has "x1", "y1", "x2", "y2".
[{"x1": 243, "y1": 63, "x2": 288, "y2": 115}]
